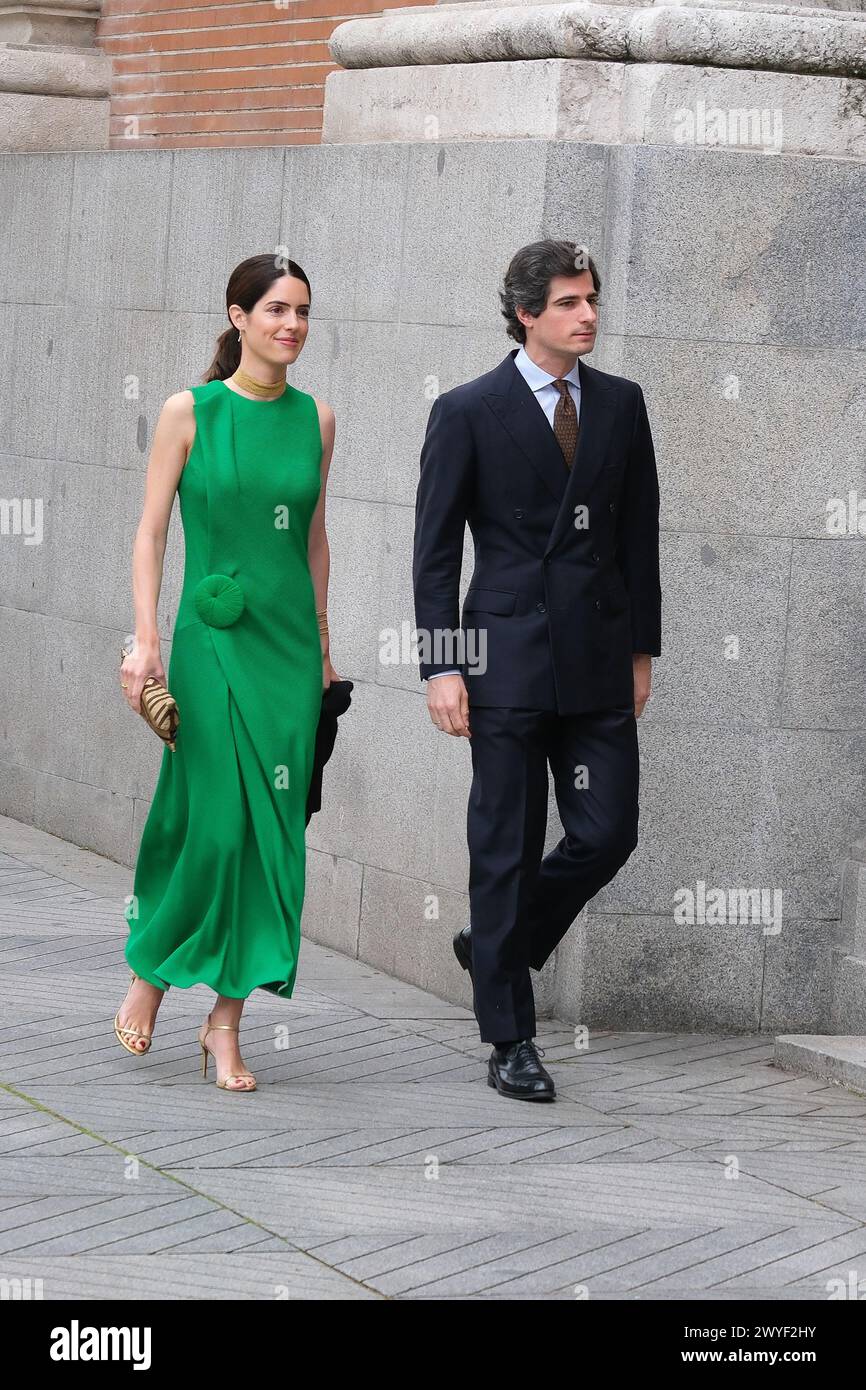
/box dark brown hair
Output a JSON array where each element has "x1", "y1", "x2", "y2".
[
  {"x1": 499, "y1": 240, "x2": 601, "y2": 344},
  {"x1": 203, "y1": 253, "x2": 312, "y2": 381}
]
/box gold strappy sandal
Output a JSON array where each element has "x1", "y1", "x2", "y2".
[
  {"x1": 198, "y1": 1014, "x2": 257, "y2": 1092},
  {"x1": 114, "y1": 970, "x2": 154, "y2": 1055}
]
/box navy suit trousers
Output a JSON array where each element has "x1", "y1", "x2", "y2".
[{"x1": 466, "y1": 703, "x2": 640, "y2": 1042}]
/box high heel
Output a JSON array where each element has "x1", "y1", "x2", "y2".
[
  {"x1": 114, "y1": 970, "x2": 154, "y2": 1055},
  {"x1": 197, "y1": 1014, "x2": 257, "y2": 1092}
]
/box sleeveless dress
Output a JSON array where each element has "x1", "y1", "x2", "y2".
[{"x1": 124, "y1": 377, "x2": 323, "y2": 999}]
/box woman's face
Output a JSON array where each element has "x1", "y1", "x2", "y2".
[{"x1": 234, "y1": 274, "x2": 310, "y2": 366}]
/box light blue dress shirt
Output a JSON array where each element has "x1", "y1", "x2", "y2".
[
  {"x1": 511, "y1": 342, "x2": 581, "y2": 427},
  {"x1": 426, "y1": 345, "x2": 582, "y2": 680}
]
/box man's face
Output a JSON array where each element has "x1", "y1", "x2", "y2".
[{"x1": 520, "y1": 270, "x2": 599, "y2": 356}]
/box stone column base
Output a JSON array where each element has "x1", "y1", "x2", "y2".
[
  {"x1": 775, "y1": 1035, "x2": 866, "y2": 1097},
  {"x1": 0, "y1": 42, "x2": 109, "y2": 150},
  {"x1": 323, "y1": 56, "x2": 866, "y2": 160},
  {"x1": 0, "y1": 89, "x2": 107, "y2": 150}
]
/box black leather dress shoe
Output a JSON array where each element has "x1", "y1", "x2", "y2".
[
  {"x1": 452, "y1": 925, "x2": 473, "y2": 978},
  {"x1": 487, "y1": 1039, "x2": 556, "y2": 1101}
]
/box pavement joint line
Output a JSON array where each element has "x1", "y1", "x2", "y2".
[
  {"x1": 0, "y1": 1079, "x2": 387, "y2": 1298},
  {"x1": 620, "y1": 1222, "x2": 835, "y2": 1294},
  {"x1": 386, "y1": 1223, "x2": 658, "y2": 1295}
]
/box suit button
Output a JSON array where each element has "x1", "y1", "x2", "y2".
[
  {"x1": 537, "y1": 602, "x2": 546, "y2": 613},
  {"x1": 609, "y1": 502, "x2": 616, "y2": 512},
  {"x1": 592, "y1": 552, "x2": 600, "y2": 562},
  {"x1": 513, "y1": 509, "x2": 524, "y2": 519},
  {"x1": 595, "y1": 599, "x2": 602, "y2": 610}
]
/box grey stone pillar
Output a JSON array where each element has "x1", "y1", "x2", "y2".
[
  {"x1": 313, "y1": 0, "x2": 866, "y2": 1061},
  {"x1": 0, "y1": 1, "x2": 110, "y2": 150}
]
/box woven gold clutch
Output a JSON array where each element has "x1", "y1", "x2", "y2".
[{"x1": 120, "y1": 645, "x2": 180, "y2": 751}]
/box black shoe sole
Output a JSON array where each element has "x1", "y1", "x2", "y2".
[{"x1": 487, "y1": 1074, "x2": 556, "y2": 1101}]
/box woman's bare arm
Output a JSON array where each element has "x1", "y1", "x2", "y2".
[
  {"x1": 122, "y1": 390, "x2": 194, "y2": 713},
  {"x1": 308, "y1": 399, "x2": 337, "y2": 685}
]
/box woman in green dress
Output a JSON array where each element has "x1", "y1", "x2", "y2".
[{"x1": 115, "y1": 254, "x2": 340, "y2": 1092}]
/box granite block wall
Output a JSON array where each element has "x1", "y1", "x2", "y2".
[{"x1": 1, "y1": 140, "x2": 863, "y2": 1031}]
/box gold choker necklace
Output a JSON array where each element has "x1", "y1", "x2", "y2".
[{"x1": 229, "y1": 366, "x2": 287, "y2": 400}]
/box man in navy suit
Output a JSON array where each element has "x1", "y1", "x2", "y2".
[{"x1": 412, "y1": 240, "x2": 661, "y2": 1101}]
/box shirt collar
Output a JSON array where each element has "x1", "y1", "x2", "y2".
[{"x1": 514, "y1": 343, "x2": 581, "y2": 395}]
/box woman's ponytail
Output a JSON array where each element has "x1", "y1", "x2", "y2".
[{"x1": 203, "y1": 326, "x2": 241, "y2": 383}]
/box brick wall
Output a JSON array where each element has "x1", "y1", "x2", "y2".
[{"x1": 97, "y1": 0, "x2": 422, "y2": 149}]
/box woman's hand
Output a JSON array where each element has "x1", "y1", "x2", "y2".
[
  {"x1": 322, "y1": 652, "x2": 341, "y2": 690},
  {"x1": 121, "y1": 639, "x2": 165, "y2": 715}
]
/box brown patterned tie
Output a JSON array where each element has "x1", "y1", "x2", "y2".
[{"x1": 553, "y1": 378, "x2": 578, "y2": 469}]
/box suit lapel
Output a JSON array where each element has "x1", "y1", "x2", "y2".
[
  {"x1": 482, "y1": 350, "x2": 618, "y2": 558},
  {"x1": 482, "y1": 350, "x2": 570, "y2": 507}
]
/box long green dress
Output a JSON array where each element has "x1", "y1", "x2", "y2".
[{"x1": 125, "y1": 377, "x2": 323, "y2": 999}]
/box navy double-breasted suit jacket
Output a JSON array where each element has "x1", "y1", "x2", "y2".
[{"x1": 412, "y1": 348, "x2": 661, "y2": 715}]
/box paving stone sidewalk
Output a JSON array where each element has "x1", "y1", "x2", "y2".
[{"x1": 1, "y1": 813, "x2": 865, "y2": 1301}]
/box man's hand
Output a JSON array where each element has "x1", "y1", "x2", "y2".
[
  {"x1": 427, "y1": 673, "x2": 471, "y2": 737},
  {"x1": 633, "y1": 653, "x2": 652, "y2": 718}
]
